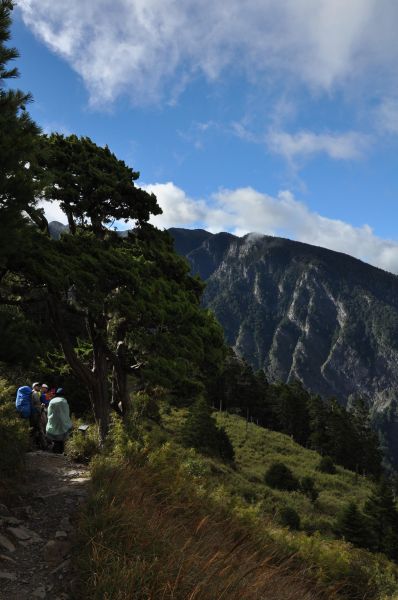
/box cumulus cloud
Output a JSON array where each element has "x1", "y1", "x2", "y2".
[
  {"x1": 144, "y1": 182, "x2": 207, "y2": 229},
  {"x1": 147, "y1": 183, "x2": 398, "y2": 274},
  {"x1": 17, "y1": 0, "x2": 398, "y2": 106}
]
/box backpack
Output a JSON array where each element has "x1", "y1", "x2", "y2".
[{"x1": 15, "y1": 386, "x2": 32, "y2": 419}]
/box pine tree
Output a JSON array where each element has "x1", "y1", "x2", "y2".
[
  {"x1": 363, "y1": 478, "x2": 398, "y2": 558},
  {"x1": 308, "y1": 394, "x2": 330, "y2": 453},
  {"x1": 0, "y1": 0, "x2": 40, "y2": 232},
  {"x1": 322, "y1": 398, "x2": 358, "y2": 470},
  {"x1": 38, "y1": 133, "x2": 161, "y2": 237},
  {"x1": 4, "y1": 133, "x2": 226, "y2": 442},
  {"x1": 179, "y1": 397, "x2": 234, "y2": 460},
  {"x1": 335, "y1": 502, "x2": 371, "y2": 549},
  {"x1": 349, "y1": 397, "x2": 382, "y2": 478},
  {"x1": 0, "y1": 1, "x2": 43, "y2": 365},
  {"x1": 273, "y1": 380, "x2": 310, "y2": 445}
]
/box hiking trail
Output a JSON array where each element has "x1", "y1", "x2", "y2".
[{"x1": 0, "y1": 451, "x2": 89, "y2": 599}]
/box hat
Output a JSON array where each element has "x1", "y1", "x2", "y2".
[
  {"x1": 32, "y1": 382, "x2": 40, "y2": 388},
  {"x1": 41, "y1": 384, "x2": 49, "y2": 389},
  {"x1": 56, "y1": 387, "x2": 64, "y2": 395}
]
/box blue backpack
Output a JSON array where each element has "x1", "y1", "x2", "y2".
[{"x1": 15, "y1": 386, "x2": 32, "y2": 419}]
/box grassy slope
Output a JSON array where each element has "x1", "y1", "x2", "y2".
[
  {"x1": 215, "y1": 412, "x2": 372, "y2": 535},
  {"x1": 162, "y1": 408, "x2": 372, "y2": 535},
  {"x1": 76, "y1": 409, "x2": 398, "y2": 600}
]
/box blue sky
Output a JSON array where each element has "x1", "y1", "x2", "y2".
[{"x1": 11, "y1": 1, "x2": 398, "y2": 272}]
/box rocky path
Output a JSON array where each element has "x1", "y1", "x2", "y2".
[{"x1": 0, "y1": 451, "x2": 89, "y2": 600}]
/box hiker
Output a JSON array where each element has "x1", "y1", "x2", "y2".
[
  {"x1": 46, "y1": 388, "x2": 73, "y2": 454},
  {"x1": 45, "y1": 385, "x2": 56, "y2": 405},
  {"x1": 40, "y1": 384, "x2": 50, "y2": 407},
  {"x1": 31, "y1": 382, "x2": 47, "y2": 450},
  {"x1": 30, "y1": 381, "x2": 47, "y2": 450},
  {"x1": 40, "y1": 384, "x2": 50, "y2": 428},
  {"x1": 15, "y1": 385, "x2": 33, "y2": 419}
]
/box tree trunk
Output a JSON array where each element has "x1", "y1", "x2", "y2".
[
  {"x1": 66, "y1": 211, "x2": 76, "y2": 235},
  {"x1": 90, "y1": 372, "x2": 110, "y2": 445},
  {"x1": 90, "y1": 319, "x2": 111, "y2": 445},
  {"x1": 111, "y1": 341, "x2": 131, "y2": 416}
]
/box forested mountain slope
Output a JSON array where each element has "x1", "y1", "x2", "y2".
[{"x1": 170, "y1": 228, "x2": 398, "y2": 415}]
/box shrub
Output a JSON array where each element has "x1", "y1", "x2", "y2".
[
  {"x1": 65, "y1": 421, "x2": 100, "y2": 463},
  {"x1": 0, "y1": 379, "x2": 29, "y2": 492},
  {"x1": 132, "y1": 391, "x2": 160, "y2": 423},
  {"x1": 318, "y1": 456, "x2": 336, "y2": 474},
  {"x1": 300, "y1": 476, "x2": 319, "y2": 503},
  {"x1": 279, "y1": 507, "x2": 301, "y2": 530},
  {"x1": 264, "y1": 462, "x2": 299, "y2": 491}
]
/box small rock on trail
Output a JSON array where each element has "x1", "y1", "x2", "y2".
[{"x1": 0, "y1": 451, "x2": 89, "y2": 600}]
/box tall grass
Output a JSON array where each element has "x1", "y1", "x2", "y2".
[
  {"x1": 76, "y1": 458, "x2": 330, "y2": 600},
  {"x1": 72, "y1": 410, "x2": 398, "y2": 600}
]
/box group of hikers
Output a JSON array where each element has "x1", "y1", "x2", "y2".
[{"x1": 15, "y1": 382, "x2": 73, "y2": 453}]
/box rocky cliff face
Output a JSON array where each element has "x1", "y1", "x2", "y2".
[{"x1": 170, "y1": 228, "x2": 398, "y2": 413}]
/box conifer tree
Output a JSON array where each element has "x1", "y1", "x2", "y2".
[
  {"x1": 0, "y1": 1, "x2": 39, "y2": 221},
  {"x1": 2, "y1": 130, "x2": 225, "y2": 442},
  {"x1": 0, "y1": 0, "x2": 44, "y2": 364},
  {"x1": 350, "y1": 397, "x2": 382, "y2": 478},
  {"x1": 363, "y1": 478, "x2": 398, "y2": 558},
  {"x1": 179, "y1": 397, "x2": 234, "y2": 460},
  {"x1": 307, "y1": 394, "x2": 330, "y2": 452},
  {"x1": 38, "y1": 133, "x2": 161, "y2": 237},
  {"x1": 273, "y1": 381, "x2": 310, "y2": 445},
  {"x1": 335, "y1": 502, "x2": 371, "y2": 549}
]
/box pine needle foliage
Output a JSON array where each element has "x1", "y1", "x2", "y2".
[{"x1": 179, "y1": 397, "x2": 234, "y2": 461}]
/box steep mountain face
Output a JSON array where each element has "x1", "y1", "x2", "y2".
[{"x1": 170, "y1": 228, "x2": 398, "y2": 414}]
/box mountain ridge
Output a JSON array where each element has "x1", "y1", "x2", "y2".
[{"x1": 169, "y1": 227, "x2": 398, "y2": 420}]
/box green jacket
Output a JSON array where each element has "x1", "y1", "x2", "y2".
[{"x1": 46, "y1": 396, "x2": 73, "y2": 440}]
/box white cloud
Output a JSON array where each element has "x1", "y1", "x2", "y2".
[
  {"x1": 232, "y1": 121, "x2": 371, "y2": 164},
  {"x1": 147, "y1": 183, "x2": 398, "y2": 274},
  {"x1": 17, "y1": 0, "x2": 398, "y2": 106},
  {"x1": 38, "y1": 199, "x2": 66, "y2": 224},
  {"x1": 376, "y1": 99, "x2": 398, "y2": 135},
  {"x1": 266, "y1": 130, "x2": 371, "y2": 162},
  {"x1": 145, "y1": 182, "x2": 207, "y2": 229}
]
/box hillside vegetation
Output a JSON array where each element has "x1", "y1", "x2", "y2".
[
  {"x1": 215, "y1": 412, "x2": 372, "y2": 535},
  {"x1": 74, "y1": 410, "x2": 398, "y2": 600}
]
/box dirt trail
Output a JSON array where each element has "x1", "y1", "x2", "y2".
[{"x1": 0, "y1": 451, "x2": 89, "y2": 600}]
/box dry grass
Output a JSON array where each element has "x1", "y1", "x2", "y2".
[{"x1": 77, "y1": 461, "x2": 332, "y2": 600}]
